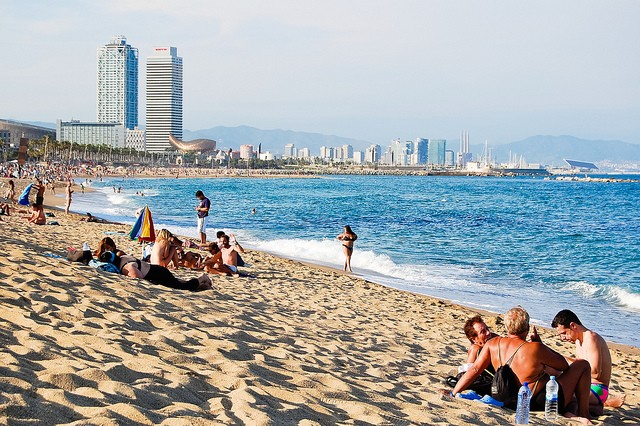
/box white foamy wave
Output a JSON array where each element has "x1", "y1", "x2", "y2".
[{"x1": 564, "y1": 281, "x2": 640, "y2": 311}]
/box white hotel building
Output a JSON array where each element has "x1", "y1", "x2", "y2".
[{"x1": 146, "y1": 46, "x2": 183, "y2": 152}]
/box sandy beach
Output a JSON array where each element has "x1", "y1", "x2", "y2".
[{"x1": 1, "y1": 182, "x2": 639, "y2": 425}]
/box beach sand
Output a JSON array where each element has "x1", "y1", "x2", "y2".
[{"x1": 1, "y1": 189, "x2": 639, "y2": 425}]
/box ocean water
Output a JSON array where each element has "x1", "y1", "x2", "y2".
[{"x1": 58, "y1": 174, "x2": 640, "y2": 347}]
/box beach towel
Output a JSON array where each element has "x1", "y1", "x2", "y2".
[
  {"x1": 88, "y1": 259, "x2": 120, "y2": 274},
  {"x1": 18, "y1": 183, "x2": 33, "y2": 206},
  {"x1": 129, "y1": 205, "x2": 156, "y2": 242}
]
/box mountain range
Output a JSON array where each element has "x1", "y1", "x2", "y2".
[{"x1": 22, "y1": 121, "x2": 640, "y2": 166}]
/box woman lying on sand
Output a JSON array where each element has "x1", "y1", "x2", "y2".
[{"x1": 95, "y1": 237, "x2": 212, "y2": 291}]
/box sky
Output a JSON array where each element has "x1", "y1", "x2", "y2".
[{"x1": 2, "y1": 0, "x2": 639, "y2": 146}]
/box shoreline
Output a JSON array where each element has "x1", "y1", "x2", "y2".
[
  {"x1": 6, "y1": 176, "x2": 640, "y2": 349},
  {"x1": 0, "y1": 193, "x2": 639, "y2": 424}
]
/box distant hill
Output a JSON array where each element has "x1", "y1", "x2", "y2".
[
  {"x1": 24, "y1": 121, "x2": 56, "y2": 129},
  {"x1": 471, "y1": 135, "x2": 640, "y2": 167},
  {"x1": 183, "y1": 125, "x2": 372, "y2": 155}
]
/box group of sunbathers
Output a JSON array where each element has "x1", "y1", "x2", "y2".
[
  {"x1": 78, "y1": 227, "x2": 248, "y2": 292},
  {"x1": 447, "y1": 307, "x2": 625, "y2": 424}
]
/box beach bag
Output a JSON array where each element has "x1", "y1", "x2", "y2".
[
  {"x1": 67, "y1": 247, "x2": 93, "y2": 265},
  {"x1": 491, "y1": 338, "x2": 526, "y2": 410}
]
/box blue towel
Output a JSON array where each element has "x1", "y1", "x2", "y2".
[{"x1": 18, "y1": 183, "x2": 33, "y2": 206}]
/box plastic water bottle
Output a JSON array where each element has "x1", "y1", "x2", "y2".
[
  {"x1": 545, "y1": 376, "x2": 559, "y2": 421},
  {"x1": 515, "y1": 382, "x2": 532, "y2": 425}
]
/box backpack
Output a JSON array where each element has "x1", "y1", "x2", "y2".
[{"x1": 491, "y1": 338, "x2": 526, "y2": 410}]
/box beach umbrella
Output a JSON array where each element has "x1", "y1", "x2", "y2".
[
  {"x1": 129, "y1": 205, "x2": 156, "y2": 242},
  {"x1": 18, "y1": 183, "x2": 33, "y2": 206}
]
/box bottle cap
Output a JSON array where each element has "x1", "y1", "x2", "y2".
[
  {"x1": 550, "y1": 376, "x2": 555, "y2": 380},
  {"x1": 522, "y1": 382, "x2": 528, "y2": 386}
]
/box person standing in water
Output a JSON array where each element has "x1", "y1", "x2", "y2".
[{"x1": 337, "y1": 225, "x2": 357, "y2": 272}]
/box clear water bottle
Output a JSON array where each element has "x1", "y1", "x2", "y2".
[
  {"x1": 545, "y1": 375, "x2": 559, "y2": 421},
  {"x1": 515, "y1": 382, "x2": 532, "y2": 425}
]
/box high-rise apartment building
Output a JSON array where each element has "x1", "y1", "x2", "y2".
[
  {"x1": 427, "y1": 139, "x2": 447, "y2": 166},
  {"x1": 97, "y1": 36, "x2": 138, "y2": 130},
  {"x1": 146, "y1": 46, "x2": 183, "y2": 152}
]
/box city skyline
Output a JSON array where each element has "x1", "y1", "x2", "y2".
[{"x1": 2, "y1": 1, "x2": 639, "y2": 146}]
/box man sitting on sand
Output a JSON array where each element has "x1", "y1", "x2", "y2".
[
  {"x1": 200, "y1": 242, "x2": 236, "y2": 276},
  {"x1": 551, "y1": 309, "x2": 626, "y2": 416},
  {"x1": 219, "y1": 234, "x2": 244, "y2": 277},
  {"x1": 464, "y1": 315, "x2": 499, "y2": 365},
  {"x1": 451, "y1": 306, "x2": 594, "y2": 424}
]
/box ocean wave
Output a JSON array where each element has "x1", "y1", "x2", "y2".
[{"x1": 564, "y1": 281, "x2": 640, "y2": 311}]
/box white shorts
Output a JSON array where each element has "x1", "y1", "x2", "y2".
[{"x1": 197, "y1": 216, "x2": 208, "y2": 234}]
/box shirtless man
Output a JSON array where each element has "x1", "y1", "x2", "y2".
[
  {"x1": 64, "y1": 181, "x2": 73, "y2": 214},
  {"x1": 463, "y1": 315, "x2": 499, "y2": 364},
  {"x1": 452, "y1": 307, "x2": 593, "y2": 424},
  {"x1": 34, "y1": 179, "x2": 45, "y2": 206},
  {"x1": 219, "y1": 234, "x2": 244, "y2": 277},
  {"x1": 551, "y1": 309, "x2": 625, "y2": 415}
]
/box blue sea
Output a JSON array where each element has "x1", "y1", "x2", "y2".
[{"x1": 56, "y1": 174, "x2": 640, "y2": 347}]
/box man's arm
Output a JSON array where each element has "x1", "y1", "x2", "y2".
[
  {"x1": 452, "y1": 344, "x2": 491, "y2": 394},
  {"x1": 535, "y1": 342, "x2": 570, "y2": 371},
  {"x1": 230, "y1": 235, "x2": 245, "y2": 253}
]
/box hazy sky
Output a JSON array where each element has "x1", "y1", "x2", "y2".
[{"x1": 2, "y1": 0, "x2": 639, "y2": 145}]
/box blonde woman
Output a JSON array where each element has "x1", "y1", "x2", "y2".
[
  {"x1": 150, "y1": 229, "x2": 182, "y2": 269},
  {"x1": 336, "y1": 225, "x2": 357, "y2": 272}
]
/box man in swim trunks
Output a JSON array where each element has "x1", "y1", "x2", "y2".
[
  {"x1": 194, "y1": 190, "x2": 210, "y2": 245},
  {"x1": 219, "y1": 234, "x2": 244, "y2": 277},
  {"x1": 452, "y1": 307, "x2": 593, "y2": 424},
  {"x1": 552, "y1": 309, "x2": 626, "y2": 416}
]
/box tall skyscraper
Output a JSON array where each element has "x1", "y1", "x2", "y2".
[
  {"x1": 427, "y1": 139, "x2": 447, "y2": 166},
  {"x1": 146, "y1": 46, "x2": 183, "y2": 152},
  {"x1": 97, "y1": 36, "x2": 138, "y2": 130}
]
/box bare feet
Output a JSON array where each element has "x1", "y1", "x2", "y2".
[{"x1": 604, "y1": 393, "x2": 626, "y2": 408}]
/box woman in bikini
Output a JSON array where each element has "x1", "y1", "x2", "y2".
[
  {"x1": 336, "y1": 225, "x2": 357, "y2": 272},
  {"x1": 95, "y1": 237, "x2": 211, "y2": 291}
]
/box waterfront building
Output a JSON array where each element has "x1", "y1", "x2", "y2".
[
  {"x1": 283, "y1": 143, "x2": 296, "y2": 158},
  {"x1": 333, "y1": 146, "x2": 343, "y2": 161},
  {"x1": 388, "y1": 139, "x2": 412, "y2": 166},
  {"x1": 97, "y1": 36, "x2": 138, "y2": 130},
  {"x1": 146, "y1": 46, "x2": 183, "y2": 152},
  {"x1": 415, "y1": 138, "x2": 428, "y2": 165},
  {"x1": 342, "y1": 144, "x2": 353, "y2": 161},
  {"x1": 445, "y1": 149, "x2": 456, "y2": 167},
  {"x1": 352, "y1": 151, "x2": 363, "y2": 164},
  {"x1": 259, "y1": 151, "x2": 276, "y2": 161},
  {"x1": 126, "y1": 127, "x2": 146, "y2": 151},
  {"x1": 240, "y1": 144, "x2": 255, "y2": 159},
  {"x1": 365, "y1": 144, "x2": 381, "y2": 163},
  {"x1": 427, "y1": 139, "x2": 446, "y2": 166},
  {"x1": 297, "y1": 147, "x2": 310, "y2": 159},
  {"x1": 0, "y1": 119, "x2": 55, "y2": 147},
  {"x1": 320, "y1": 146, "x2": 334, "y2": 160},
  {"x1": 57, "y1": 120, "x2": 125, "y2": 148}
]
